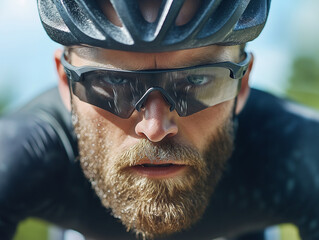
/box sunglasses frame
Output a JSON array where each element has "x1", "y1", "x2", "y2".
[{"x1": 61, "y1": 52, "x2": 251, "y2": 118}]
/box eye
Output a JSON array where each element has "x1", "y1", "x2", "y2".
[
  {"x1": 103, "y1": 75, "x2": 128, "y2": 85},
  {"x1": 187, "y1": 75, "x2": 209, "y2": 85}
]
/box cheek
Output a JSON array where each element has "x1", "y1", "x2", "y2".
[
  {"x1": 73, "y1": 97, "x2": 137, "y2": 150},
  {"x1": 179, "y1": 100, "x2": 234, "y2": 152}
]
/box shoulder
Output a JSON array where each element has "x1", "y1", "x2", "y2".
[
  {"x1": 0, "y1": 87, "x2": 76, "y2": 217},
  {"x1": 238, "y1": 88, "x2": 319, "y2": 157},
  {"x1": 2, "y1": 87, "x2": 76, "y2": 162},
  {"x1": 0, "y1": 89, "x2": 121, "y2": 238},
  {"x1": 236, "y1": 89, "x2": 319, "y2": 237},
  {"x1": 240, "y1": 88, "x2": 319, "y2": 131},
  {"x1": 237, "y1": 88, "x2": 319, "y2": 185}
]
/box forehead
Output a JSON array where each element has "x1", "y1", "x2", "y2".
[{"x1": 69, "y1": 45, "x2": 240, "y2": 70}]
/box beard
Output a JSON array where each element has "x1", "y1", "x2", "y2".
[{"x1": 72, "y1": 102, "x2": 235, "y2": 239}]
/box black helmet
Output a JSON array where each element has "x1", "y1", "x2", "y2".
[{"x1": 37, "y1": 0, "x2": 271, "y2": 52}]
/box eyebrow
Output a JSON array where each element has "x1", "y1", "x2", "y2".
[
  {"x1": 69, "y1": 47, "x2": 238, "y2": 70},
  {"x1": 168, "y1": 56, "x2": 238, "y2": 70},
  {"x1": 70, "y1": 55, "x2": 236, "y2": 72},
  {"x1": 180, "y1": 55, "x2": 227, "y2": 67}
]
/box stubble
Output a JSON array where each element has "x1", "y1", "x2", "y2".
[{"x1": 72, "y1": 102, "x2": 234, "y2": 239}]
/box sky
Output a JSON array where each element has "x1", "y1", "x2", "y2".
[{"x1": 0, "y1": 0, "x2": 319, "y2": 111}]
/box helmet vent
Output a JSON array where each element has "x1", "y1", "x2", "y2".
[
  {"x1": 138, "y1": 0, "x2": 163, "y2": 24},
  {"x1": 96, "y1": 0, "x2": 123, "y2": 27},
  {"x1": 235, "y1": 0, "x2": 268, "y2": 30},
  {"x1": 38, "y1": 0, "x2": 69, "y2": 32},
  {"x1": 196, "y1": 0, "x2": 247, "y2": 40},
  {"x1": 152, "y1": 0, "x2": 185, "y2": 43},
  {"x1": 39, "y1": 0, "x2": 271, "y2": 51},
  {"x1": 61, "y1": 0, "x2": 106, "y2": 41},
  {"x1": 174, "y1": 0, "x2": 201, "y2": 26}
]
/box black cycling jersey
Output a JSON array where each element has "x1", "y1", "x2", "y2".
[{"x1": 0, "y1": 88, "x2": 318, "y2": 240}]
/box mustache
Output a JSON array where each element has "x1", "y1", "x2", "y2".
[{"x1": 112, "y1": 139, "x2": 206, "y2": 171}]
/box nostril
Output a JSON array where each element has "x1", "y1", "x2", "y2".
[
  {"x1": 166, "y1": 132, "x2": 177, "y2": 139},
  {"x1": 136, "y1": 131, "x2": 147, "y2": 139},
  {"x1": 135, "y1": 114, "x2": 178, "y2": 142}
]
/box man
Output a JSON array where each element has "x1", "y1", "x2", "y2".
[{"x1": 1, "y1": 0, "x2": 319, "y2": 240}]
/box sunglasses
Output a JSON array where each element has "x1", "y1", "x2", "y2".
[{"x1": 61, "y1": 52, "x2": 251, "y2": 118}]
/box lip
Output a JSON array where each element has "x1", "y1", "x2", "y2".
[{"x1": 128, "y1": 160, "x2": 187, "y2": 179}]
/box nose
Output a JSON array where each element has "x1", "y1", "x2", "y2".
[{"x1": 135, "y1": 91, "x2": 178, "y2": 142}]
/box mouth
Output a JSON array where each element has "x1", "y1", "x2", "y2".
[{"x1": 129, "y1": 161, "x2": 187, "y2": 179}]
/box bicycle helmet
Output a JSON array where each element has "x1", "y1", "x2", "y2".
[{"x1": 37, "y1": 0, "x2": 271, "y2": 52}]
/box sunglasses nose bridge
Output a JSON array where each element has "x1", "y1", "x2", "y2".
[{"x1": 134, "y1": 87, "x2": 176, "y2": 113}]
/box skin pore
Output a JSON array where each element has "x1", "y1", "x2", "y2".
[{"x1": 54, "y1": 1, "x2": 253, "y2": 239}]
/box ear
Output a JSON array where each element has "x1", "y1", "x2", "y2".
[
  {"x1": 235, "y1": 53, "x2": 254, "y2": 114},
  {"x1": 55, "y1": 49, "x2": 71, "y2": 111}
]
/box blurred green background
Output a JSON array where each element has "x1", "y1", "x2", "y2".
[
  {"x1": 0, "y1": 0, "x2": 318, "y2": 239},
  {"x1": 286, "y1": 54, "x2": 319, "y2": 109},
  {"x1": 13, "y1": 219, "x2": 49, "y2": 240}
]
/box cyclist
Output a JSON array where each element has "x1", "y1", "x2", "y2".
[{"x1": 1, "y1": 0, "x2": 319, "y2": 239}]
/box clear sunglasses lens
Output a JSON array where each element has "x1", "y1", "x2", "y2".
[
  {"x1": 165, "y1": 67, "x2": 240, "y2": 116},
  {"x1": 71, "y1": 71, "x2": 139, "y2": 118},
  {"x1": 71, "y1": 67, "x2": 240, "y2": 118}
]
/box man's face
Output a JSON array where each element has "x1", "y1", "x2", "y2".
[{"x1": 67, "y1": 45, "x2": 240, "y2": 239}]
